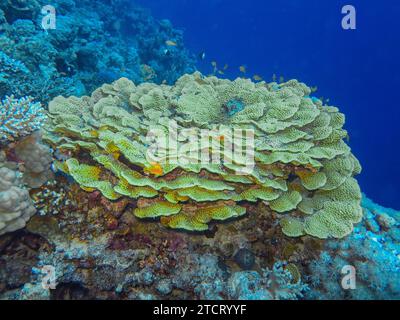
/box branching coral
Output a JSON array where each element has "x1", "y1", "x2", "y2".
[
  {"x1": 0, "y1": 95, "x2": 46, "y2": 144},
  {"x1": 44, "y1": 72, "x2": 362, "y2": 239}
]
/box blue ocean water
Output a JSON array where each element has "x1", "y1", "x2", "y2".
[{"x1": 136, "y1": 0, "x2": 400, "y2": 209}]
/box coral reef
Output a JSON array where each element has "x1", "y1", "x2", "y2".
[
  {"x1": 44, "y1": 72, "x2": 362, "y2": 239},
  {"x1": 0, "y1": 95, "x2": 46, "y2": 144},
  {"x1": 306, "y1": 195, "x2": 400, "y2": 299},
  {"x1": 0, "y1": 0, "x2": 195, "y2": 102},
  {"x1": 227, "y1": 263, "x2": 308, "y2": 300},
  {"x1": 0, "y1": 223, "x2": 308, "y2": 300},
  {"x1": 0, "y1": 151, "x2": 36, "y2": 236}
]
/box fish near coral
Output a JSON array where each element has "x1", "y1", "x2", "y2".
[
  {"x1": 44, "y1": 72, "x2": 363, "y2": 239},
  {"x1": 166, "y1": 40, "x2": 178, "y2": 46},
  {"x1": 144, "y1": 162, "x2": 164, "y2": 176}
]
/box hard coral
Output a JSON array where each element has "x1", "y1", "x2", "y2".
[
  {"x1": 0, "y1": 151, "x2": 36, "y2": 235},
  {"x1": 44, "y1": 72, "x2": 362, "y2": 239},
  {"x1": 0, "y1": 95, "x2": 46, "y2": 144}
]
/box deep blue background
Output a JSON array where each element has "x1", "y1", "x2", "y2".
[{"x1": 135, "y1": 0, "x2": 400, "y2": 209}]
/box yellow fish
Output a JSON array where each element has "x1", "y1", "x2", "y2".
[
  {"x1": 165, "y1": 40, "x2": 177, "y2": 46},
  {"x1": 89, "y1": 129, "x2": 99, "y2": 138},
  {"x1": 105, "y1": 142, "x2": 121, "y2": 160},
  {"x1": 98, "y1": 125, "x2": 111, "y2": 132},
  {"x1": 239, "y1": 65, "x2": 246, "y2": 73},
  {"x1": 144, "y1": 162, "x2": 163, "y2": 176},
  {"x1": 253, "y1": 75, "x2": 263, "y2": 81}
]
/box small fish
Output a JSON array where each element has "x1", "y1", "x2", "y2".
[
  {"x1": 198, "y1": 52, "x2": 206, "y2": 60},
  {"x1": 98, "y1": 125, "x2": 110, "y2": 131},
  {"x1": 253, "y1": 74, "x2": 263, "y2": 81},
  {"x1": 279, "y1": 76, "x2": 285, "y2": 83},
  {"x1": 165, "y1": 40, "x2": 177, "y2": 46},
  {"x1": 310, "y1": 86, "x2": 318, "y2": 93},
  {"x1": 239, "y1": 65, "x2": 246, "y2": 73},
  {"x1": 164, "y1": 49, "x2": 172, "y2": 56},
  {"x1": 162, "y1": 80, "x2": 167, "y2": 84},
  {"x1": 223, "y1": 64, "x2": 229, "y2": 70},
  {"x1": 272, "y1": 74, "x2": 277, "y2": 82},
  {"x1": 105, "y1": 142, "x2": 121, "y2": 160},
  {"x1": 89, "y1": 129, "x2": 99, "y2": 138},
  {"x1": 211, "y1": 61, "x2": 217, "y2": 67},
  {"x1": 144, "y1": 162, "x2": 163, "y2": 176},
  {"x1": 218, "y1": 70, "x2": 225, "y2": 75}
]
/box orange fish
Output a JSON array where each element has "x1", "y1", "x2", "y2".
[
  {"x1": 144, "y1": 162, "x2": 163, "y2": 176},
  {"x1": 105, "y1": 142, "x2": 121, "y2": 160},
  {"x1": 89, "y1": 129, "x2": 99, "y2": 138}
]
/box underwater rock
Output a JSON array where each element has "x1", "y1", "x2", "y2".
[
  {"x1": 306, "y1": 195, "x2": 400, "y2": 300},
  {"x1": 234, "y1": 248, "x2": 255, "y2": 270},
  {"x1": 227, "y1": 262, "x2": 308, "y2": 300}
]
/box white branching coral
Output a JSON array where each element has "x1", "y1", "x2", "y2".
[
  {"x1": 0, "y1": 95, "x2": 47, "y2": 144},
  {"x1": 0, "y1": 151, "x2": 36, "y2": 235}
]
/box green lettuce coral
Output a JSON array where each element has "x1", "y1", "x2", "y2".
[{"x1": 43, "y1": 72, "x2": 362, "y2": 239}]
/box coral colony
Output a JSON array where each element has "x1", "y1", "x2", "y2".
[
  {"x1": 0, "y1": 0, "x2": 398, "y2": 301},
  {"x1": 43, "y1": 73, "x2": 362, "y2": 236}
]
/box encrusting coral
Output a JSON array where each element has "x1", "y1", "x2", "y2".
[{"x1": 44, "y1": 72, "x2": 363, "y2": 239}]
